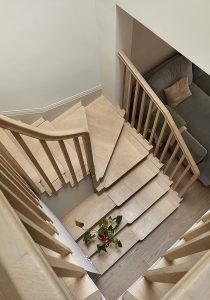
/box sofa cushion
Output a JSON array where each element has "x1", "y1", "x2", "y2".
[
  {"x1": 175, "y1": 83, "x2": 210, "y2": 156},
  {"x1": 164, "y1": 77, "x2": 192, "y2": 107},
  {"x1": 147, "y1": 55, "x2": 193, "y2": 104}
]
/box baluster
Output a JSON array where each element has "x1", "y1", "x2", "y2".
[
  {"x1": 165, "y1": 231, "x2": 210, "y2": 261},
  {"x1": 0, "y1": 156, "x2": 40, "y2": 206},
  {"x1": 169, "y1": 154, "x2": 185, "y2": 180},
  {"x1": 154, "y1": 120, "x2": 167, "y2": 156},
  {"x1": 40, "y1": 140, "x2": 66, "y2": 187},
  {"x1": 59, "y1": 140, "x2": 78, "y2": 186},
  {"x1": 163, "y1": 143, "x2": 180, "y2": 174},
  {"x1": 121, "y1": 64, "x2": 126, "y2": 109},
  {"x1": 137, "y1": 90, "x2": 147, "y2": 133},
  {"x1": 82, "y1": 135, "x2": 98, "y2": 188},
  {"x1": 144, "y1": 261, "x2": 194, "y2": 283},
  {"x1": 17, "y1": 211, "x2": 71, "y2": 256},
  {"x1": 179, "y1": 174, "x2": 197, "y2": 197},
  {"x1": 149, "y1": 109, "x2": 160, "y2": 145},
  {"x1": 0, "y1": 186, "x2": 57, "y2": 235},
  {"x1": 0, "y1": 141, "x2": 42, "y2": 195},
  {"x1": 125, "y1": 72, "x2": 132, "y2": 121},
  {"x1": 182, "y1": 220, "x2": 210, "y2": 241},
  {"x1": 143, "y1": 99, "x2": 153, "y2": 138},
  {"x1": 11, "y1": 132, "x2": 56, "y2": 194},
  {"x1": 131, "y1": 82, "x2": 139, "y2": 128},
  {"x1": 45, "y1": 255, "x2": 85, "y2": 278},
  {"x1": 73, "y1": 137, "x2": 87, "y2": 178},
  {"x1": 173, "y1": 165, "x2": 190, "y2": 190},
  {"x1": 0, "y1": 170, "x2": 51, "y2": 222},
  {"x1": 159, "y1": 131, "x2": 174, "y2": 162}
]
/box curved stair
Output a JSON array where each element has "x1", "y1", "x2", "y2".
[{"x1": 0, "y1": 95, "x2": 182, "y2": 276}]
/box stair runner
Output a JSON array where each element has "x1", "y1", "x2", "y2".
[{"x1": 1, "y1": 95, "x2": 182, "y2": 275}]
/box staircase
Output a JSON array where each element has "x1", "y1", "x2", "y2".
[{"x1": 0, "y1": 52, "x2": 201, "y2": 298}]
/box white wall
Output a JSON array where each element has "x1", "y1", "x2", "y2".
[
  {"x1": 131, "y1": 20, "x2": 176, "y2": 74},
  {"x1": 118, "y1": 0, "x2": 210, "y2": 75},
  {"x1": 0, "y1": 0, "x2": 100, "y2": 113}
]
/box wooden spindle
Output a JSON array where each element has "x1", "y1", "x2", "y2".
[
  {"x1": 179, "y1": 173, "x2": 197, "y2": 197},
  {"x1": 173, "y1": 165, "x2": 190, "y2": 190},
  {"x1": 73, "y1": 137, "x2": 87, "y2": 178},
  {"x1": 121, "y1": 64, "x2": 126, "y2": 109},
  {"x1": 149, "y1": 109, "x2": 160, "y2": 145},
  {"x1": 45, "y1": 255, "x2": 85, "y2": 278},
  {"x1": 154, "y1": 120, "x2": 167, "y2": 156},
  {"x1": 169, "y1": 154, "x2": 185, "y2": 180},
  {"x1": 12, "y1": 132, "x2": 56, "y2": 194},
  {"x1": 0, "y1": 171, "x2": 51, "y2": 222},
  {"x1": 131, "y1": 82, "x2": 139, "y2": 128},
  {"x1": 137, "y1": 90, "x2": 146, "y2": 133},
  {"x1": 0, "y1": 185, "x2": 57, "y2": 235},
  {"x1": 182, "y1": 221, "x2": 210, "y2": 241},
  {"x1": 40, "y1": 140, "x2": 66, "y2": 187},
  {"x1": 159, "y1": 131, "x2": 174, "y2": 162},
  {"x1": 125, "y1": 72, "x2": 132, "y2": 121},
  {"x1": 202, "y1": 212, "x2": 210, "y2": 223},
  {"x1": 145, "y1": 260, "x2": 194, "y2": 283},
  {"x1": 163, "y1": 143, "x2": 180, "y2": 174},
  {"x1": 165, "y1": 231, "x2": 210, "y2": 261},
  {"x1": 143, "y1": 99, "x2": 153, "y2": 138},
  {"x1": 0, "y1": 157, "x2": 40, "y2": 206},
  {"x1": 17, "y1": 211, "x2": 71, "y2": 256},
  {"x1": 59, "y1": 140, "x2": 78, "y2": 186}
]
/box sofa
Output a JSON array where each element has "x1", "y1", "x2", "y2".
[{"x1": 145, "y1": 54, "x2": 210, "y2": 186}]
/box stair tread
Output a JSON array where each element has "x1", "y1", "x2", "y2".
[
  {"x1": 120, "y1": 172, "x2": 172, "y2": 224},
  {"x1": 103, "y1": 125, "x2": 149, "y2": 189},
  {"x1": 51, "y1": 102, "x2": 82, "y2": 126},
  {"x1": 52, "y1": 105, "x2": 88, "y2": 131},
  {"x1": 131, "y1": 189, "x2": 180, "y2": 240},
  {"x1": 78, "y1": 208, "x2": 127, "y2": 258},
  {"x1": 86, "y1": 96, "x2": 125, "y2": 180},
  {"x1": 62, "y1": 193, "x2": 116, "y2": 241},
  {"x1": 91, "y1": 226, "x2": 139, "y2": 274},
  {"x1": 108, "y1": 156, "x2": 160, "y2": 206},
  {"x1": 0, "y1": 129, "x2": 41, "y2": 185}
]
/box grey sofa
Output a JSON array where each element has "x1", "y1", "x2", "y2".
[{"x1": 145, "y1": 54, "x2": 210, "y2": 186}]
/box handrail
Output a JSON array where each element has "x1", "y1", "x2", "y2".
[
  {"x1": 119, "y1": 50, "x2": 200, "y2": 196},
  {"x1": 0, "y1": 115, "x2": 88, "y2": 140},
  {"x1": 0, "y1": 114, "x2": 98, "y2": 194}
]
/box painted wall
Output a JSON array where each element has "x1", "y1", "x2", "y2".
[
  {"x1": 118, "y1": 0, "x2": 210, "y2": 75},
  {"x1": 0, "y1": 0, "x2": 100, "y2": 113},
  {"x1": 131, "y1": 20, "x2": 176, "y2": 74}
]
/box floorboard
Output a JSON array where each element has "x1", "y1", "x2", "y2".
[{"x1": 95, "y1": 180, "x2": 210, "y2": 300}]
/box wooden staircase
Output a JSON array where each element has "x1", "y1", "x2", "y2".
[{"x1": 0, "y1": 51, "x2": 202, "y2": 299}]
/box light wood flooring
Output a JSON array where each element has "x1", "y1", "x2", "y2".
[{"x1": 95, "y1": 180, "x2": 210, "y2": 300}]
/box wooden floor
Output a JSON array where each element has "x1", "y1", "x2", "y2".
[{"x1": 95, "y1": 180, "x2": 210, "y2": 300}]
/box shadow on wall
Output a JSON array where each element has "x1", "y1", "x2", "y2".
[{"x1": 131, "y1": 20, "x2": 177, "y2": 75}]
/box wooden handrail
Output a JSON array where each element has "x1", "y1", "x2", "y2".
[
  {"x1": 118, "y1": 50, "x2": 200, "y2": 196},
  {"x1": 0, "y1": 114, "x2": 98, "y2": 191}
]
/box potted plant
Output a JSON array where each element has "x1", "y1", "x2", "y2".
[{"x1": 75, "y1": 215, "x2": 123, "y2": 253}]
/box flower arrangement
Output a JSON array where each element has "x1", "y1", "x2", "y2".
[{"x1": 75, "y1": 215, "x2": 123, "y2": 253}]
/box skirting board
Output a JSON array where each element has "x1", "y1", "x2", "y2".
[{"x1": 1, "y1": 85, "x2": 102, "y2": 123}]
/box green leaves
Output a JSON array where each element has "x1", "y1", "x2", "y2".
[
  {"x1": 97, "y1": 244, "x2": 107, "y2": 253},
  {"x1": 75, "y1": 215, "x2": 123, "y2": 253},
  {"x1": 75, "y1": 220, "x2": 84, "y2": 228},
  {"x1": 83, "y1": 231, "x2": 96, "y2": 246}
]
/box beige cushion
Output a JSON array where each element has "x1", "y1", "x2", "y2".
[{"x1": 164, "y1": 76, "x2": 192, "y2": 107}]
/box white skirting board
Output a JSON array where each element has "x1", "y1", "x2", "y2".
[{"x1": 1, "y1": 85, "x2": 102, "y2": 123}]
